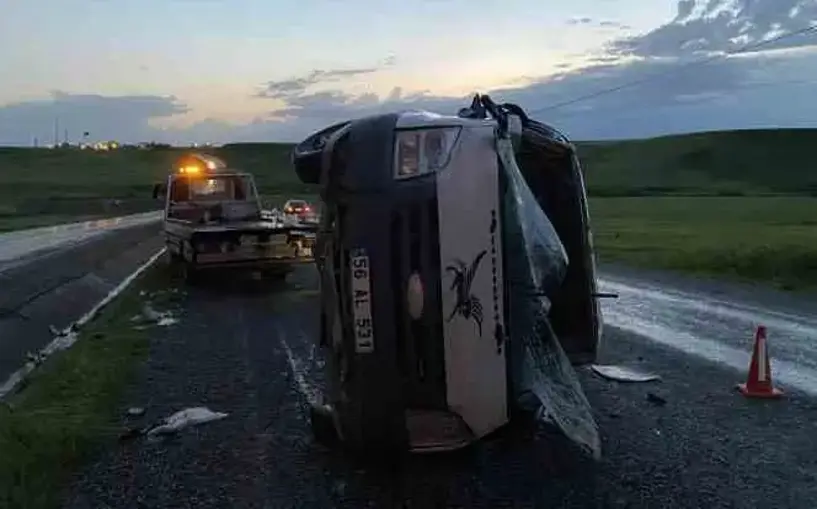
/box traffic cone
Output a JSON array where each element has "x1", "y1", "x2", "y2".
[{"x1": 737, "y1": 325, "x2": 783, "y2": 399}]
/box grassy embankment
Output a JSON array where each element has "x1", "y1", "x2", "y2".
[
  {"x1": 580, "y1": 129, "x2": 817, "y2": 289},
  {"x1": 0, "y1": 263, "x2": 182, "y2": 508},
  {"x1": 3, "y1": 128, "x2": 817, "y2": 287}
]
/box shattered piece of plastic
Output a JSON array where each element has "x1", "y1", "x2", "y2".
[
  {"x1": 157, "y1": 316, "x2": 178, "y2": 327},
  {"x1": 146, "y1": 407, "x2": 229, "y2": 436},
  {"x1": 141, "y1": 303, "x2": 163, "y2": 322},
  {"x1": 591, "y1": 365, "x2": 661, "y2": 383},
  {"x1": 646, "y1": 392, "x2": 667, "y2": 406}
]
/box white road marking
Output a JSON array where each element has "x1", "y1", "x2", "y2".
[
  {"x1": 0, "y1": 247, "x2": 167, "y2": 400},
  {"x1": 600, "y1": 276, "x2": 817, "y2": 396},
  {"x1": 277, "y1": 326, "x2": 321, "y2": 406}
]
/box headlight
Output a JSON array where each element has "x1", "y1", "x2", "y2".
[{"x1": 394, "y1": 127, "x2": 461, "y2": 179}]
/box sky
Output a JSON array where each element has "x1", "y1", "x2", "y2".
[{"x1": 0, "y1": 0, "x2": 816, "y2": 145}]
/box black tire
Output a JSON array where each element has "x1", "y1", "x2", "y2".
[
  {"x1": 264, "y1": 267, "x2": 292, "y2": 282},
  {"x1": 168, "y1": 250, "x2": 183, "y2": 267},
  {"x1": 270, "y1": 270, "x2": 289, "y2": 281},
  {"x1": 182, "y1": 262, "x2": 200, "y2": 285},
  {"x1": 310, "y1": 403, "x2": 339, "y2": 448}
]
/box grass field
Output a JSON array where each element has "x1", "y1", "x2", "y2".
[
  {"x1": 0, "y1": 263, "x2": 179, "y2": 509},
  {"x1": 590, "y1": 196, "x2": 817, "y2": 290},
  {"x1": 3, "y1": 128, "x2": 817, "y2": 287},
  {"x1": 578, "y1": 128, "x2": 817, "y2": 196}
]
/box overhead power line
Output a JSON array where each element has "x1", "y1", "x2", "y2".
[
  {"x1": 543, "y1": 78, "x2": 817, "y2": 121},
  {"x1": 527, "y1": 22, "x2": 817, "y2": 116}
]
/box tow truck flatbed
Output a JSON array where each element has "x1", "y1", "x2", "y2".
[{"x1": 153, "y1": 153, "x2": 316, "y2": 281}]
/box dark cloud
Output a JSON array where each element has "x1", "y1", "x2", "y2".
[
  {"x1": 0, "y1": 92, "x2": 186, "y2": 145},
  {"x1": 612, "y1": 0, "x2": 817, "y2": 57},
  {"x1": 256, "y1": 57, "x2": 397, "y2": 100}
]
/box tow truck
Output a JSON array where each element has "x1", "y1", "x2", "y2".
[{"x1": 152, "y1": 153, "x2": 317, "y2": 282}]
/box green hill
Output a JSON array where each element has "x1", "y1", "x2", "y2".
[
  {"x1": 577, "y1": 128, "x2": 817, "y2": 196},
  {"x1": 3, "y1": 127, "x2": 817, "y2": 218}
]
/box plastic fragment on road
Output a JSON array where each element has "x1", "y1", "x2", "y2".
[
  {"x1": 646, "y1": 392, "x2": 667, "y2": 406},
  {"x1": 146, "y1": 406, "x2": 229, "y2": 436},
  {"x1": 591, "y1": 364, "x2": 661, "y2": 383},
  {"x1": 141, "y1": 303, "x2": 163, "y2": 322},
  {"x1": 140, "y1": 301, "x2": 178, "y2": 327},
  {"x1": 157, "y1": 316, "x2": 178, "y2": 327}
]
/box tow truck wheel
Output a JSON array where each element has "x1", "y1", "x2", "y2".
[
  {"x1": 168, "y1": 251, "x2": 183, "y2": 267},
  {"x1": 181, "y1": 262, "x2": 200, "y2": 285},
  {"x1": 309, "y1": 403, "x2": 339, "y2": 448},
  {"x1": 269, "y1": 270, "x2": 288, "y2": 281},
  {"x1": 263, "y1": 268, "x2": 290, "y2": 281}
]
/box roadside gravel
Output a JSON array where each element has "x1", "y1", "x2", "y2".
[{"x1": 65, "y1": 266, "x2": 817, "y2": 509}]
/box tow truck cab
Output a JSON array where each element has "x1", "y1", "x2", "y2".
[{"x1": 154, "y1": 153, "x2": 264, "y2": 224}]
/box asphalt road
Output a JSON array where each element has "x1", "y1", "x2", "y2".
[
  {"x1": 65, "y1": 264, "x2": 817, "y2": 509},
  {"x1": 0, "y1": 211, "x2": 161, "y2": 273}
]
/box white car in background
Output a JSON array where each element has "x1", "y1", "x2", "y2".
[{"x1": 283, "y1": 199, "x2": 318, "y2": 224}]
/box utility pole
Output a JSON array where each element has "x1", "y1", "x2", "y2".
[
  {"x1": 64, "y1": 128, "x2": 68, "y2": 145},
  {"x1": 53, "y1": 117, "x2": 59, "y2": 147}
]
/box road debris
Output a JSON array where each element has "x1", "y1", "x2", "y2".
[
  {"x1": 646, "y1": 392, "x2": 667, "y2": 406},
  {"x1": 146, "y1": 407, "x2": 229, "y2": 437},
  {"x1": 127, "y1": 407, "x2": 146, "y2": 417},
  {"x1": 591, "y1": 364, "x2": 661, "y2": 383},
  {"x1": 141, "y1": 303, "x2": 163, "y2": 322},
  {"x1": 136, "y1": 302, "x2": 178, "y2": 328}
]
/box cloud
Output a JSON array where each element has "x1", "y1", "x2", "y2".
[
  {"x1": 3, "y1": 1, "x2": 817, "y2": 145},
  {"x1": 0, "y1": 92, "x2": 187, "y2": 145},
  {"x1": 612, "y1": 0, "x2": 817, "y2": 57},
  {"x1": 255, "y1": 56, "x2": 397, "y2": 100},
  {"x1": 567, "y1": 17, "x2": 632, "y2": 30},
  {"x1": 242, "y1": 0, "x2": 817, "y2": 142}
]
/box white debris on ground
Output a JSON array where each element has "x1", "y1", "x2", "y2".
[
  {"x1": 134, "y1": 298, "x2": 179, "y2": 328},
  {"x1": 3, "y1": 296, "x2": 178, "y2": 399},
  {"x1": 0, "y1": 329, "x2": 81, "y2": 398},
  {"x1": 145, "y1": 407, "x2": 229, "y2": 437},
  {"x1": 590, "y1": 364, "x2": 662, "y2": 383},
  {"x1": 23, "y1": 327, "x2": 80, "y2": 368},
  {"x1": 141, "y1": 302, "x2": 163, "y2": 322}
]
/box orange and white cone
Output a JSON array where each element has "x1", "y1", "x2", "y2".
[{"x1": 737, "y1": 325, "x2": 783, "y2": 399}]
